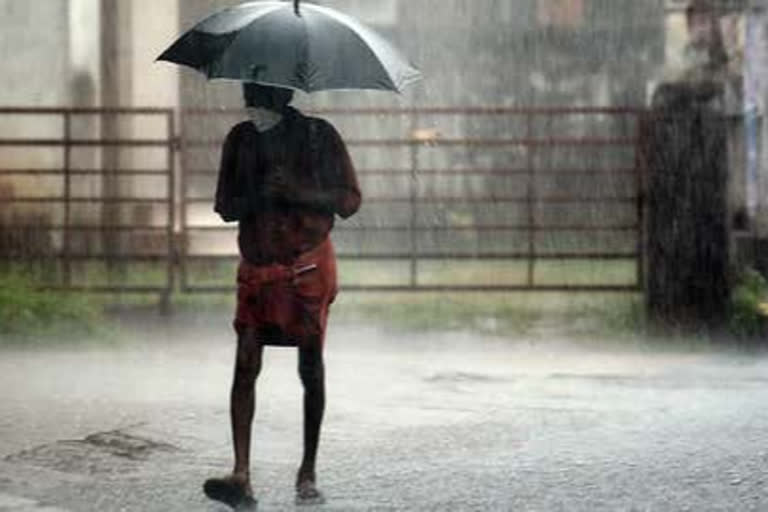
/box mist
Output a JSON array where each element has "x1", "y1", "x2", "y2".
[{"x1": 1, "y1": 1, "x2": 768, "y2": 511}]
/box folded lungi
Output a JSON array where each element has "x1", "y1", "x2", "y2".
[{"x1": 234, "y1": 237, "x2": 337, "y2": 348}]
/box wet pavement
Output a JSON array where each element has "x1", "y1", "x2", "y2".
[{"x1": 1, "y1": 314, "x2": 767, "y2": 511}]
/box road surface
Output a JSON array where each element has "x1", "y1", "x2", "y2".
[{"x1": 1, "y1": 314, "x2": 767, "y2": 511}]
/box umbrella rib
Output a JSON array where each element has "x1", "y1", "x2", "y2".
[
  {"x1": 306, "y1": 5, "x2": 418, "y2": 91},
  {"x1": 161, "y1": 2, "x2": 421, "y2": 92},
  {"x1": 311, "y1": 22, "x2": 397, "y2": 92},
  {"x1": 206, "y1": 7, "x2": 290, "y2": 82},
  {"x1": 297, "y1": 11, "x2": 312, "y2": 89},
  {"x1": 170, "y1": 2, "x2": 284, "y2": 72}
]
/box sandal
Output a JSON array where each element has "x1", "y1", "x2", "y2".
[
  {"x1": 203, "y1": 476, "x2": 258, "y2": 510},
  {"x1": 295, "y1": 479, "x2": 326, "y2": 506}
]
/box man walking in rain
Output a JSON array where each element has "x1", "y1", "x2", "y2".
[{"x1": 204, "y1": 83, "x2": 361, "y2": 509}]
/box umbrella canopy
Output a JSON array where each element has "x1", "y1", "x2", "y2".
[{"x1": 157, "y1": 0, "x2": 422, "y2": 93}]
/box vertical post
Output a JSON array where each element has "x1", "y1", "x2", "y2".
[
  {"x1": 162, "y1": 110, "x2": 176, "y2": 313},
  {"x1": 526, "y1": 112, "x2": 536, "y2": 288},
  {"x1": 63, "y1": 111, "x2": 72, "y2": 289},
  {"x1": 760, "y1": 110, "x2": 766, "y2": 242},
  {"x1": 645, "y1": 83, "x2": 730, "y2": 328},
  {"x1": 100, "y1": 0, "x2": 131, "y2": 275},
  {"x1": 409, "y1": 108, "x2": 419, "y2": 288},
  {"x1": 178, "y1": 110, "x2": 188, "y2": 293},
  {"x1": 635, "y1": 111, "x2": 646, "y2": 291}
]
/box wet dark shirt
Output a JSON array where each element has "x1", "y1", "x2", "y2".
[{"x1": 214, "y1": 108, "x2": 361, "y2": 265}]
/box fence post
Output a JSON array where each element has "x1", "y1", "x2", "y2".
[
  {"x1": 62, "y1": 110, "x2": 72, "y2": 289},
  {"x1": 409, "y1": 108, "x2": 419, "y2": 288},
  {"x1": 635, "y1": 111, "x2": 646, "y2": 291},
  {"x1": 178, "y1": 111, "x2": 189, "y2": 293},
  {"x1": 526, "y1": 112, "x2": 536, "y2": 287},
  {"x1": 161, "y1": 110, "x2": 176, "y2": 313}
]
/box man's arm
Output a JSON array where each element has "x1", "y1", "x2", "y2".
[
  {"x1": 214, "y1": 126, "x2": 249, "y2": 222},
  {"x1": 262, "y1": 120, "x2": 361, "y2": 217},
  {"x1": 326, "y1": 123, "x2": 362, "y2": 219},
  {"x1": 283, "y1": 121, "x2": 361, "y2": 217}
]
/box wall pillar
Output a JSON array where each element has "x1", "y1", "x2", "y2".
[{"x1": 643, "y1": 82, "x2": 731, "y2": 330}]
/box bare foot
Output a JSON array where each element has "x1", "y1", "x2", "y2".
[
  {"x1": 295, "y1": 471, "x2": 325, "y2": 506},
  {"x1": 203, "y1": 473, "x2": 257, "y2": 510}
]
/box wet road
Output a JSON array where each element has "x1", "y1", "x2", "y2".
[{"x1": 1, "y1": 315, "x2": 767, "y2": 511}]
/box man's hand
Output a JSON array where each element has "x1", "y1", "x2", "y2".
[
  {"x1": 291, "y1": 263, "x2": 318, "y2": 286},
  {"x1": 262, "y1": 169, "x2": 294, "y2": 200},
  {"x1": 262, "y1": 169, "x2": 338, "y2": 212}
]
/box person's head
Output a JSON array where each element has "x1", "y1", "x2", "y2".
[{"x1": 242, "y1": 83, "x2": 294, "y2": 112}]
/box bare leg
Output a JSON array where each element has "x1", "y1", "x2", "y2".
[
  {"x1": 296, "y1": 341, "x2": 325, "y2": 501},
  {"x1": 204, "y1": 328, "x2": 262, "y2": 508},
  {"x1": 232, "y1": 329, "x2": 263, "y2": 482}
]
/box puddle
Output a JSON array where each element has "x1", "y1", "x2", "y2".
[
  {"x1": 4, "y1": 429, "x2": 179, "y2": 475},
  {"x1": 424, "y1": 371, "x2": 511, "y2": 384}
]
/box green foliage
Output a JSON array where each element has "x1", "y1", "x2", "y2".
[
  {"x1": 729, "y1": 268, "x2": 768, "y2": 339},
  {"x1": 0, "y1": 272, "x2": 104, "y2": 344},
  {"x1": 579, "y1": 295, "x2": 647, "y2": 336},
  {"x1": 333, "y1": 292, "x2": 643, "y2": 339}
]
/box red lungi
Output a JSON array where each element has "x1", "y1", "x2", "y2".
[{"x1": 234, "y1": 237, "x2": 337, "y2": 348}]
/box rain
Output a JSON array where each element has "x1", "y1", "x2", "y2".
[{"x1": 1, "y1": 0, "x2": 767, "y2": 511}]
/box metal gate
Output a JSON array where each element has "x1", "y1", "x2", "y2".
[
  {"x1": 179, "y1": 107, "x2": 644, "y2": 293},
  {"x1": 0, "y1": 106, "x2": 643, "y2": 296},
  {"x1": 0, "y1": 107, "x2": 175, "y2": 298}
]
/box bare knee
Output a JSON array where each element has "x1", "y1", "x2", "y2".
[
  {"x1": 233, "y1": 362, "x2": 260, "y2": 390},
  {"x1": 233, "y1": 329, "x2": 263, "y2": 388},
  {"x1": 298, "y1": 347, "x2": 324, "y2": 390}
]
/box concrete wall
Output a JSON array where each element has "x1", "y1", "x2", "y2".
[
  {"x1": 0, "y1": 0, "x2": 180, "y2": 244},
  {"x1": 69, "y1": 0, "x2": 100, "y2": 106},
  {"x1": 0, "y1": 0, "x2": 71, "y2": 106},
  {"x1": 0, "y1": 0, "x2": 179, "y2": 107},
  {"x1": 0, "y1": 0, "x2": 70, "y2": 228},
  {"x1": 130, "y1": 0, "x2": 179, "y2": 108}
]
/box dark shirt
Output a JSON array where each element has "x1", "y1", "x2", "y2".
[{"x1": 214, "y1": 107, "x2": 361, "y2": 265}]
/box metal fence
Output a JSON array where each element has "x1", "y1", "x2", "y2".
[
  {"x1": 0, "y1": 106, "x2": 644, "y2": 297},
  {"x1": 179, "y1": 106, "x2": 644, "y2": 293},
  {"x1": 0, "y1": 107, "x2": 175, "y2": 299}
]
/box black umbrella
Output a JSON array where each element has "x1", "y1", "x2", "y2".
[{"x1": 157, "y1": 0, "x2": 422, "y2": 93}]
